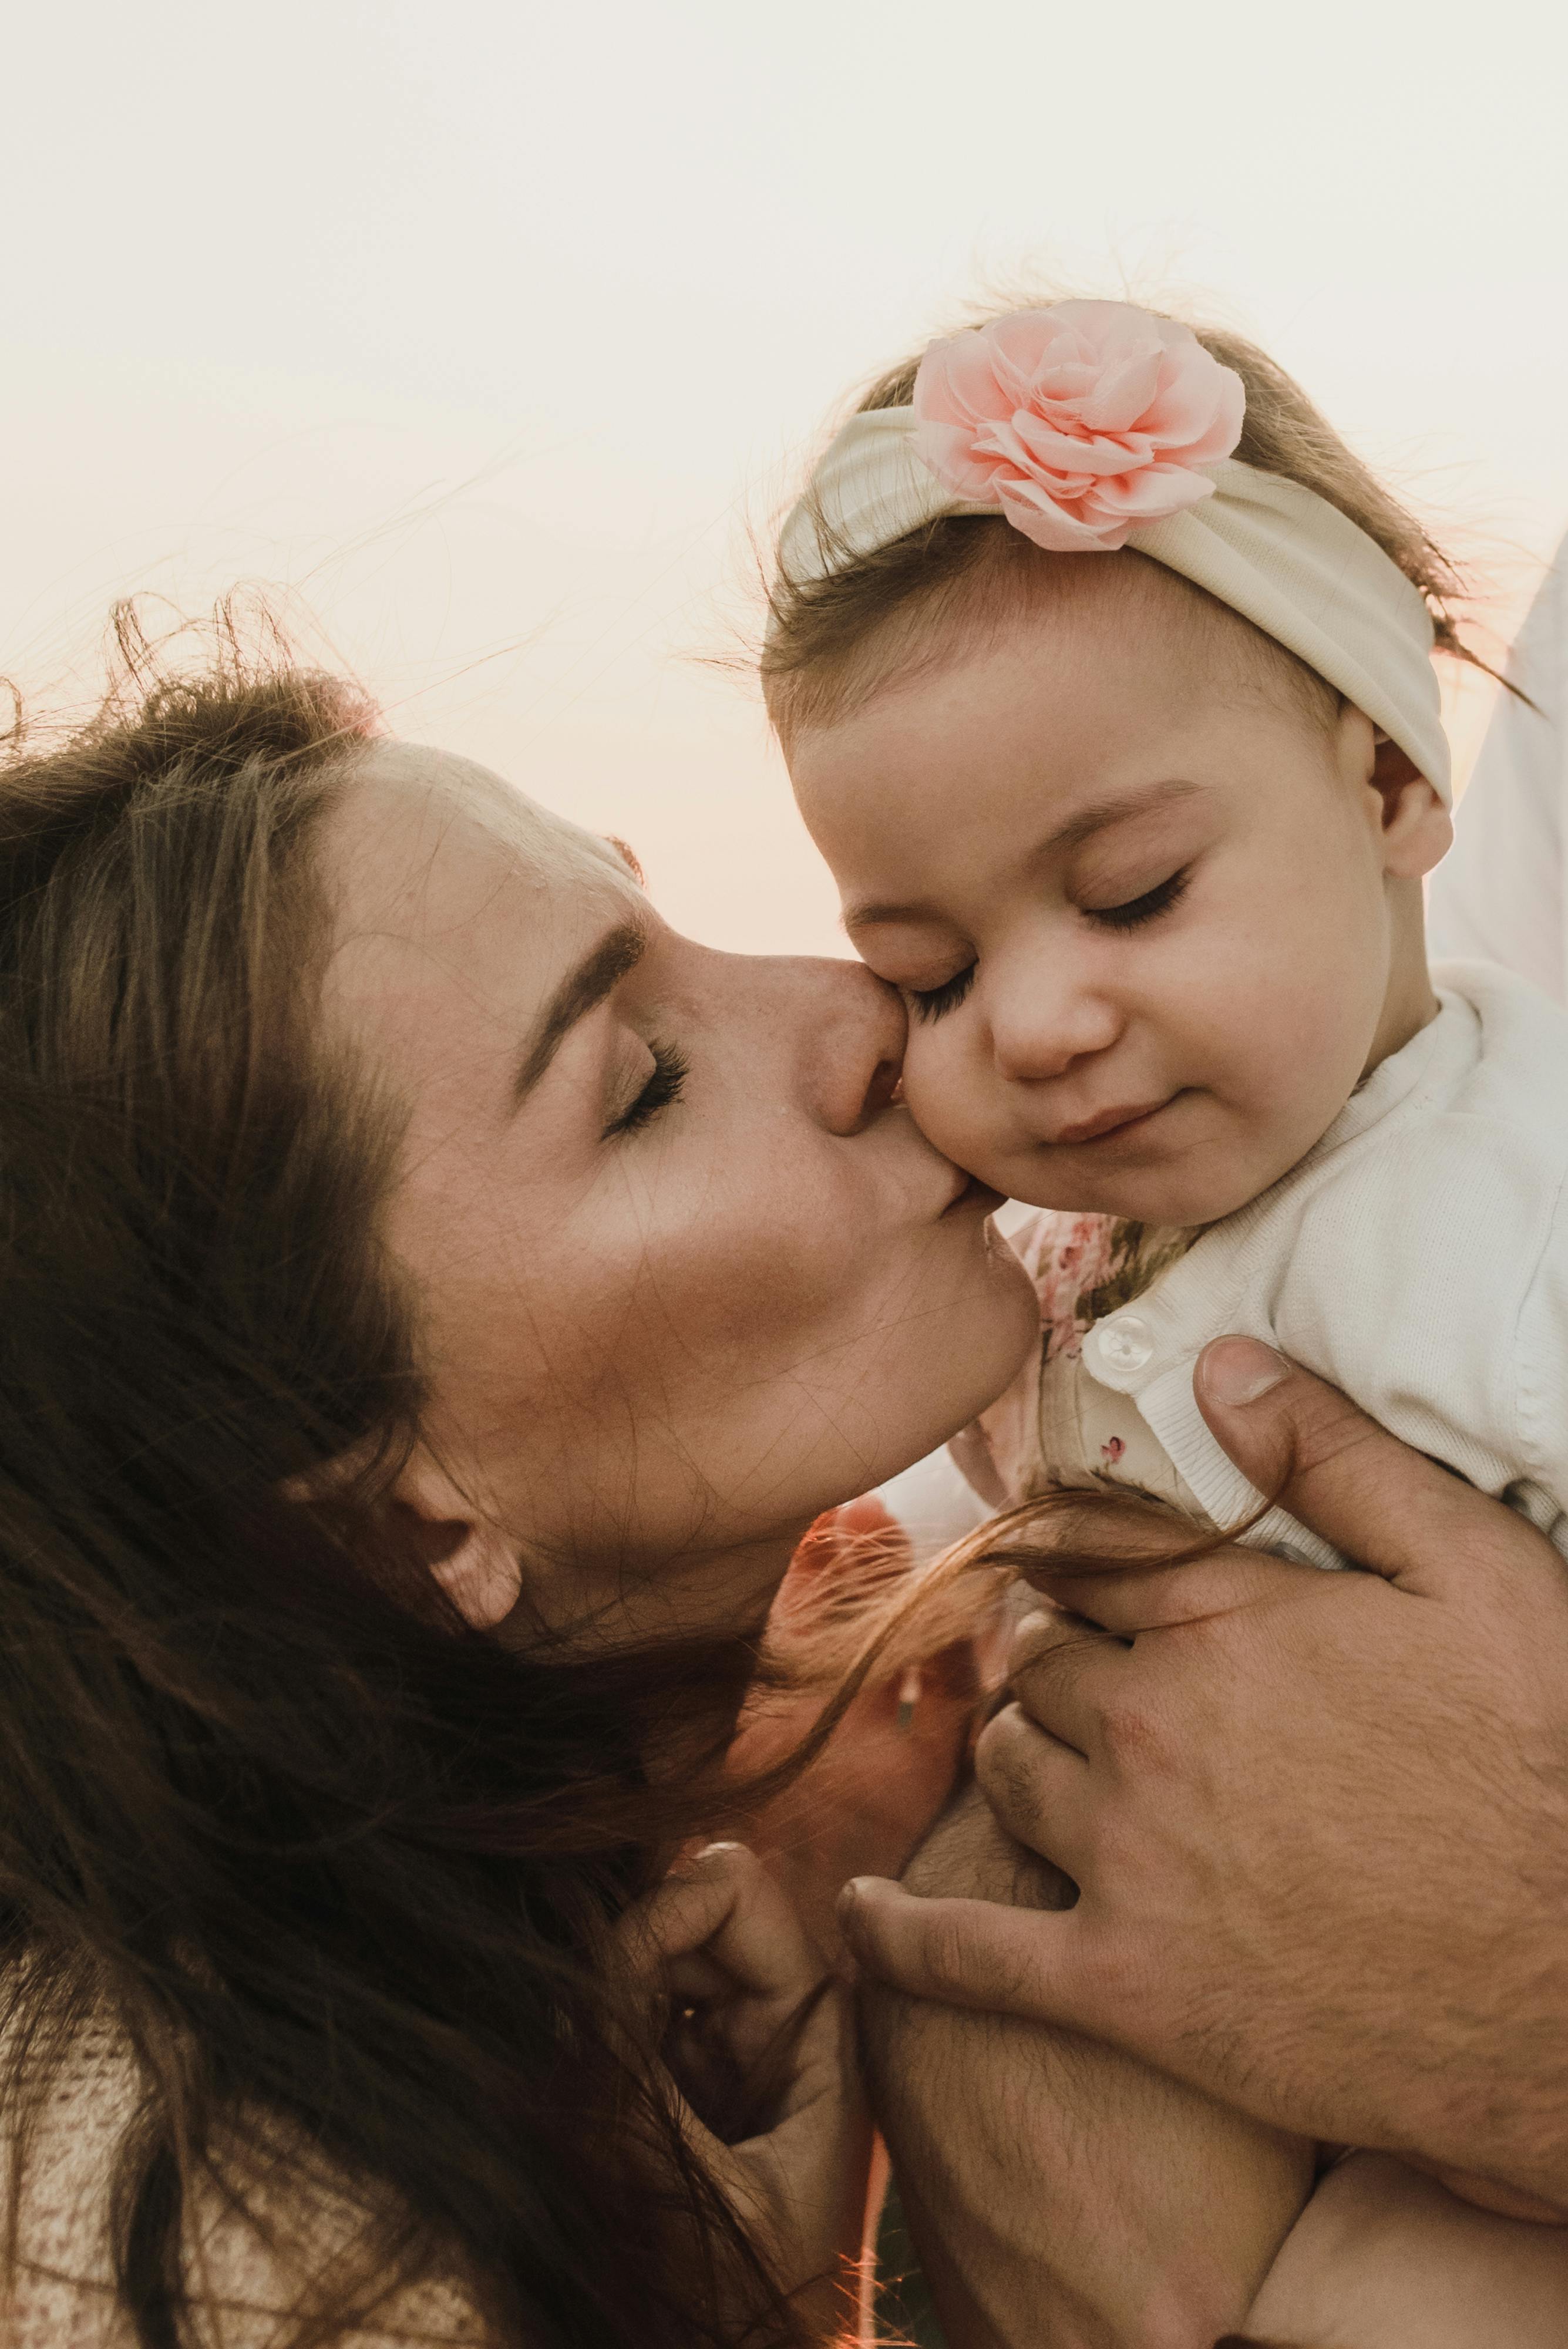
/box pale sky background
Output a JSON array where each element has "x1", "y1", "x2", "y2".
[{"x1": 7, "y1": 0, "x2": 1567, "y2": 955}]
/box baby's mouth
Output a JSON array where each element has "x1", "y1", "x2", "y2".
[{"x1": 1048, "y1": 1093, "x2": 1180, "y2": 1148}]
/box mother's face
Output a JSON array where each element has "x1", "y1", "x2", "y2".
[{"x1": 318, "y1": 745, "x2": 1034, "y2": 1634}]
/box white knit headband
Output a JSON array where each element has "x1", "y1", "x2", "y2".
[{"x1": 776, "y1": 305, "x2": 1451, "y2": 803}]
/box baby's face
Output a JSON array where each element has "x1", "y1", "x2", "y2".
[{"x1": 788, "y1": 598, "x2": 1447, "y2": 1225}]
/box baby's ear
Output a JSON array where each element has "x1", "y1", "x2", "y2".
[{"x1": 1372, "y1": 733, "x2": 1453, "y2": 880}]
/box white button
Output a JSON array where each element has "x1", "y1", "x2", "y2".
[{"x1": 1092, "y1": 1314, "x2": 1155, "y2": 1376}]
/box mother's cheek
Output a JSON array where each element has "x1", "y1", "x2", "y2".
[{"x1": 593, "y1": 1146, "x2": 872, "y2": 1354}]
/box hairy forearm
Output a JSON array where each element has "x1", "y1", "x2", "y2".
[{"x1": 860, "y1": 1788, "x2": 1313, "y2": 2349}]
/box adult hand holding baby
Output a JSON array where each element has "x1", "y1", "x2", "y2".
[{"x1": 839, "y1": 1335, "x2": 1568, "y2": 2212}]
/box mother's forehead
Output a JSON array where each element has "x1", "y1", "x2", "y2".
[{"x1": 339, "y1": 740, "x2": 631, "y2": 897}]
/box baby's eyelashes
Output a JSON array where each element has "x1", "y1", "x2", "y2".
[
  {"x1": 877, "y1": 859, "x2": 1192, "y2": 1028},
  {"x1": 1076, "y1": 865, "x2": 1192, "y2": 932},
  {"x1": 909, "y1": 965, "x2": 977, "y2": 1023}
]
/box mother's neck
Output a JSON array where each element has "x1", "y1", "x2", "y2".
[{"x1": 526, "y1": 1525, "x2": 808, "y2": 1655}]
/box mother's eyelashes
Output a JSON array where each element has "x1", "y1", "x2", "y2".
[{"x1": 601, "y1": 1039, "x2": 690, "y2": 1139}]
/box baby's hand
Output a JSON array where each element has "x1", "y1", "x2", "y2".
[{"x1": 617, "y1": 1842, "x2": 872, "y2": 2341}]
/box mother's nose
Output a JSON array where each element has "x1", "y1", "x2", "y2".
[{"x1": 778, "y1": 955, "x2": 907, "y2": 1136}]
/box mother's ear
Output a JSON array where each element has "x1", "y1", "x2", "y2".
[
  {"x1": 387, "y1": 1447, "x2": 523, "y2": 1628},
  {"x1": 282, "y1": 1443, "x2": 522, "y2": 1630},
  {"x1": 1371, "y1": 732, "x2": 1453, "y2": 881}
]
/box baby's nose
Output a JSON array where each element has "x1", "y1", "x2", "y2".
[{"x1": 988, "y1": 980, "x2": 1122, "y2": 1083}]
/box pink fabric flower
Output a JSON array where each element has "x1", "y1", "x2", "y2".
[{"x1": 912, "y1": 302, "x2": 1245, "y2": 553}]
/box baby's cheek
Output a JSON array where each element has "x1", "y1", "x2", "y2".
[
  {"x1": 1206, "y1": 984, "x2": 1361, "y2": 1167},
  {"x1": 900, "y1": 1029, "x2": 1013, "y2": 1185}
]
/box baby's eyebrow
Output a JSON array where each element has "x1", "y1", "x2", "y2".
[
  {"x1": 843, "y1": 895, "x2": 936, "y2": 936},
  {"x1": 1045, "y1": 777, "x2": 1205, "y2": 854}
]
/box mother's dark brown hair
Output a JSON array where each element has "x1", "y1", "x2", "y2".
[{"x1": 0, "y1": 612, "x2": 809, "y2": 2348}]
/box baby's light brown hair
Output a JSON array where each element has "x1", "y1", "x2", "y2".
[{"x1": 763, "y1": 301, "x2": 1490, "y2": 748}]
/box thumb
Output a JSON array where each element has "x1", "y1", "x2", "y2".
[
  {"x1": 836, "y1": 1875, "x2": 1084, "y2": 2023},
  {"x1": 1194, "y1": 1336, "x2": 1548, "y2": 1593}
]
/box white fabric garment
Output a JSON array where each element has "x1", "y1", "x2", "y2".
[
  {"x1": 1428, "y1": 532, "x2": 1568, "y2": 1001},
  {"x1": 971, "y1": 961, "x2": 1568, "y2": 1569}
]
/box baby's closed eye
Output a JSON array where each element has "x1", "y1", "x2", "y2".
[
  {"x1": 1075, "y1": 864, "x2": 1192, "y2": 932},
  {"x1": 910, "y1": 965, "x2": 978, "y2": 1022}
]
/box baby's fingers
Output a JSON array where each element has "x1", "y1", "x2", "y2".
[
  {"x1": 623, "y1": 1844, "x2": 847, "y2": 2141},
  {"x1": 621, "y1": 1842, "x2": 823, "y2": 2015}
]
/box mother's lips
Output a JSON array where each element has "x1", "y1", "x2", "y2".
[
  {"x1": 940, "y1": 1172, "x2": 1007, "y2": 1216},
  {"x1": 1049, "y1": 1095, "x2": 1175, "y2": 1147}
]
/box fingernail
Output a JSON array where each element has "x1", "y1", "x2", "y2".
[
  {"x1": 896, "y1": 1665, "x2": 921, "y2": 1732},
  {"x1": 1199, "y1": 1336, "x2": 1290, "y2": 1408},
  {"x1": 1012, "y1": 1609, "x2": 1054, "y2": 1641}
]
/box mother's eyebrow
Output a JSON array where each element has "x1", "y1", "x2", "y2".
[{"x1": 513, "y1": 919, "x2": 648, "y2": 1105}]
